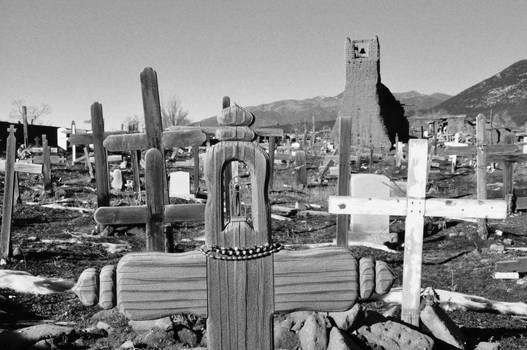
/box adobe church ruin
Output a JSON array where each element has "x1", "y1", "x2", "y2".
[{"x1": 340, "y1": 36, "x2": 409, "y2": 149}]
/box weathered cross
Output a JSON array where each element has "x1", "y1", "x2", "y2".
[
  {"x1": 1, "y1": 126, "x2": 43, "y2": 259},
  {"x1": 73, "y1": 103, "x2": 395, "y2": 350},
  {"x1": 328, "y1": 138, "x2": 507, "y2": 326}
]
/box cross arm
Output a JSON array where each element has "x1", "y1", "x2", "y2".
[
  {"x1": 328, "y1": 196, "x2": 507, "y2": 219},
  {"x1": 69, "y1": 131, "x2": 129, "y2": 145},
  {"x1": 0, "y1": 160, "x2": 42, "y2": 174},
  {"x1": 74, "y1": 247, "x2": 395, "y2": 320},
  {"x1": 94, "y1": 203, "x2": 205, "y2": 225},
  {"x1": 442, "y1": 144, "x2": 522, "y2": 157},
  {"x1": 103, "y1": 128, "x2": 207, "y2": 151}
]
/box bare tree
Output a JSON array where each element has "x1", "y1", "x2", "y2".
[
  {"x1": 161, "y1": 95, "x2": 190, "y2": 128},
  {"x1": 9, "y1": 99, "x2": 51, "y2": 124}
]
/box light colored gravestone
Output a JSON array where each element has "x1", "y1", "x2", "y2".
[
  {"x1": 57, "y1": 128, "x2": 68, "y2": 150},
  {"x1": 350, "y1": 174, "x2": 391, "y2": 244},
  {"x1": 169, "y1": 171, "x2": 190, "y2": 198},
  {"x1": 111, "y1": 169, "x2": 123, "y2": 191}
]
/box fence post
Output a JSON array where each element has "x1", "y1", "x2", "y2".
[
  {"x1": 1, "y1": 126, "x2": 17, "y2": 259},
  {"x1": 42, "y1": 134, "x2": 52, "y2": 193},
  {"x1": 91, "y1": 103, "x2": 110, "y2": 208},
  {"x1": 336, "y1": 115, "x2": 352, "y2": 247}
]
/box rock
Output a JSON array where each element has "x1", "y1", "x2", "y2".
[
  {"x1": 79, "y1": 327, "x2": 107, "y2": 339},
  {"x1": 474, "y1": 341, "x2": 500, "y2": 350},
  {"x1": 327, "y1": 304, "x2": 361, "y2": 331},
  {"x1": 96, "y1": 321, "x2": 113, "y2": 333},
  {"x1": 0, "y1": 324, "x2": 75, "y2": 350},
  {"x1": 138, "y1": 329, "x2": 177, "y2": 348},
  {"x1": 31, "y1": 339, "x2": 53, "y2": 349},
  {"x1": 503, "y1": 238, "x2": 513, "y2": 246},
  {"x1": 382, "y1": 305, "x2": 401, "y2": 319},
  {"x1": 375, "y1": 260, "x2": 395, "y2": 295},
  {"x1": 177, "y1": 327, "x2": 199, "y2": 347},
  {"x1": 359, "y1": 257, "x2": 375, "y2": 299},
  {"x1": 12, "y1": 246, "x2": 22, "y2": 258},
  {"x1": 420, "y1": 303, "x2": 466, "y2": 349},
  {"x1": 274, "y1": 318, "x2": 300, "y2": 349},
  {"x1": 98, "y1": 265, "x2": 116, "y2": 309},
  {"x1": 91, "y1": 308, "x2": 120, "y2": 321},
  {"x1": 99, "y1": 225, "x2": 114, "y2": 237},
  {"x1": 298, "y1": 313, "x2": 329, "y2": 350},
  {"x1": 285, "y1": 311, "x2": 313, "y2": 332},
  {"x1": 327, "y1": 327, "x2": 366, "y2": 350},
  {"x1": 72, "y1": 268, "x2": 98, "y2": 306},
  {"x1": 119, "y1": 340, "x2": 135, "y2": 349},
  {"x1": 129, "y1": 316, "x2": 173, "y2": 334},
  {"x1": 356, "y1": 320, "x2": 434, "y2": 350},
  {"x1": 489, "y1": 243, "x2": 505, "y2": 253}
]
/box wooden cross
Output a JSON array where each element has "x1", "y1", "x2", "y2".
[
  {"x1": 1, "y1": 126, "x2": 44, "y2": 259},
  {"x1": 73, "y1": 103, "x2": 396, "y2": 350},
  {"x1": 328, "y1": 138, "x2": 507, "y2": 326}
]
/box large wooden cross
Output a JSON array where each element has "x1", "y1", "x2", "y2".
[
  {"x1": 1, "y1": 126, "x2": 43, "y2": 259},
  {"x1": 328, "y1": 138, "x2": 507, "y2": 326},
  {"x1": 73, "y1": 103, "x2": 395, "y2": 350}
]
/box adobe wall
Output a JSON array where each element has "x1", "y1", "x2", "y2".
[{"x1": 339, "y1": 37, "x2": 408, "y2": 149}]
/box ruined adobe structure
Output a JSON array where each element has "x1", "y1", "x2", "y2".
[{"x1": 340, "y1": 37, "x2": 409, "y2": 148}]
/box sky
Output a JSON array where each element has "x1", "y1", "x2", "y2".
[{"x1": 1, "y1": 0, "x2": 526, "y2": 130}]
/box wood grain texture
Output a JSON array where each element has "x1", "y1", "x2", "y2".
[
  {"x1": 102, "y1": 129, "x2": 206, "y2": 151},
  {"x1": 116, "y1": 251, "x2": 207, "y2": 320},
  {"x1": 268, "y1": 136, "x2": 276, "y2": 189},
  {"x1": 294, "y1": 150, "x2": 307, "y2": 189},
  {"x1": 91, "y1": 103, "x2": 110, "y2": 208},
  {"x1": 113, "y1": 247, "x2": 377, "y2": 321},
  {"x1": 375, "y1": 260, "x2": 394, "y2": 295},
  {"x1": 444, "y1": 143, "x2": 522, "y2": 156},
  {"x1": 476, "y1": 114, "x2": 488, "y2": 239},
  {"x1": 68, "y1": 131, "x2": 127, "y2": 145},
  {"x1": 503, "y1": 133, "x2": 514, "y2": 197},
  {"x1": 1, "y1": 127, "x2": 16, "y2": 259},
  {"x1": 145, "y1": 149, "x2": 165, "y2": 252},
  {"x1": 192, "y1": 145, "x2": 200, "y2": 194},
  {"x1": 94, "y1": 204, "x2": 205, "y2": 225},
  {"x1": 99, "y1": 265, "x2": 115, "y2": 309},
  {"x1": 204, "y1": 140, "x2": 273, "y2": 350},
  {"x1": 131, "y1": 150, "x2": 141, "y2": 193},
  {"x1": 215, "y1": 126, "x2": 255, "y2": 141},
  {"x1": 0, "y1": 160, "x2": 42, "y2": 174},
  {"x1": 218, "y1": 104, "x2": 255, "y2": 126},
  {"x1": 42, "y1": 135, "x2": 52, "y2": 192},
  {"x1": 274, "y1": 247, "x2": 359, "y2": 312},
  {"x1": 336, "y1": 115, "x2": 352, "y2": 247},
  {"x1": 328, "y1": 197, "x2": 506, "y2": 219},
  {"x1": 401, "y1": 139, "x2": 428, "y2": 326},
  {"x1": 359, "y1": 257, "x2": 374, "y2": 299}
]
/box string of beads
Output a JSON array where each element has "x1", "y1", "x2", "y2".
[{"x1": 200, "y1": 242, "x2": 282, "y2": 260}]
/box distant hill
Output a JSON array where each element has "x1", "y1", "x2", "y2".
[
  {"x1": 393, "y1": 91, "x2": 451, "y2": 115},
  {"x1": 197, "y1": 91, "x2": 447, "y2": 131},
  {"x1": 431, "y1": 59, "x2": 527, "y2": 129}
]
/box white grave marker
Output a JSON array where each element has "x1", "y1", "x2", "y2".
[
  {"x1": 169, "y1": 171, "x2": 190, "y2": 198},
  {"x1": 111, "y1": 169, "x2": 123, "y2": 191},
  {"x1": 57, "y1": 128, "x2": 68, "y2": 151},
  {"x1": 350, "y1": 174, "x2": 391, "y2": 244}
]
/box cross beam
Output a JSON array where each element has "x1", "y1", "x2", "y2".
[{"x1": 328, "y1": 139, "x2": 507, "y2": 326}]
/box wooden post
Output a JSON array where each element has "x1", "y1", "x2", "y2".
[
  {"x1": 91, "y1": 103, "x2": 110, "y2": 207},
  {"x1": 145, "y1": 149, "x2": 165, "y2": 252},
  {"x1": 503, "y1": 133, "x2": 514, "y2": 198},
  {"x1": 22, "y1": 106, "x2": 28, "y2": 147},
  {"x1": 268, "y1": 136, "x2": 276, "y2": 190},
  {"x1": 294, "y1": 150, "x2": 307, "y2": 189},
  {"x1": 401, "y1": 139, "x2": 428, "y2": 326},
  {"x1": 221, "y1": 96, "x2": 232, "y2": 219},
  {"x1": 131, "y1": 150, "x2": 141, "y2": 193},
  {"x1": 1, "y1": 126, "x2": 16, "y2": 259},
  {"x1": 42, "y1": 135, "x2": 52, "y2": 192},
  {"x1": 369, "y1": 144, "x2": 374, "y2": 172},
  {"x1": 71, "y1": 121, "x2": 77, "y2": 164},
  {"x1": 336, "y1": 115, "x2": 352, "y2": 247},
  {"x1": 476, "y1": 114, "x2": 488, "y2": 239},
  {"x1": 34, "y1": 136, "x2": 40, "y2": 147},
  {"x1": 140, "y1": 68, "x2": 170, "y2": 251},
  {"x1": 192, "y1": 145, "x2": 200, "y2": 194}
]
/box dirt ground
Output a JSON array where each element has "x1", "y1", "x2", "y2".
[{"x1": 2, "y1": 152, "x2": 527, "y2": 349}]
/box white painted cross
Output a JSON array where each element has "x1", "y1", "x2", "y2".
[{"x1": 329, "y1": 139, "x2": 507, "y2": 326}]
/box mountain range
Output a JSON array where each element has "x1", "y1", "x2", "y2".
[{"x1": 197, "y1": 59, "x2": 527, "y2": 131}]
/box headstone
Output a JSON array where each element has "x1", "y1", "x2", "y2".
[
  {"x1": 57, "y1": 128, "x2": 68, "y2": 150},
  {"x1": 329, "y1": 166, "x2": 339, "y2": 177},
  {"x1": 350, "y1": 174, "x2": 391, "y2": 244},
  {"x1": 169, "y1": 171, "x2": 190, "y2": 198},
  {"x1": 111, "y1": 169, "x2": 123, "y2": 191}
]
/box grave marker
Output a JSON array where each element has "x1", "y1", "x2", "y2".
[
  {"x1": 350, "y1": 174, "x2": 391, "y2": 244},
  {"x1": 329, "y1": 139, "x2": 507, "y2": 325},
  {"x1": 169, "y1": 171, "x2": 190, "y2": 198}
]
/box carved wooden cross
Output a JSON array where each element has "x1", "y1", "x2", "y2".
[
  {"x1": 329, "y1": 138, "x2": 507, "y2": 326},
  {"x1": 74, "y1": 103, "x2": 395, "y2": 350}
]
